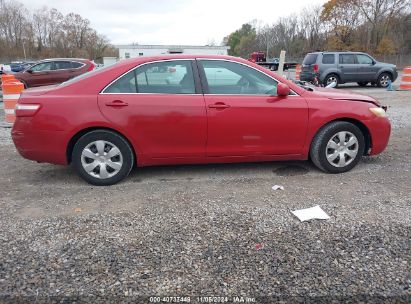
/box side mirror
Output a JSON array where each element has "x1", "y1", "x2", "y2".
[
  {"x1": 372, "y1": 60, "x2": 376, "y2": 65},
  {"x1": 26, "y1": 69, "x2": 33, "y2": 73},
  {"x1": 277, "y1": 83, "x2": 290, "y2": 97}
]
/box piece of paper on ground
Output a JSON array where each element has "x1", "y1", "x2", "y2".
[
  {"x1": 291, "y1": 205, "x2": 330, "y2": 222},
  {"x1": 272, "y1": 185, "x2": 284, "y2": 190}
]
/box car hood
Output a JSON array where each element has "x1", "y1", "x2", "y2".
[{"x1": 308, "y1": 87, "x2": 381, "y2": 106}]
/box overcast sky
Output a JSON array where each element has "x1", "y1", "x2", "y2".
[{"x1": 20, "y1": 0, "x2": 327, "y2": 46}]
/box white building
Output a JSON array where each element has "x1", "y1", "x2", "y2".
[{"x1": 116, "y1": 44, "x2": 230, "y2": 60}]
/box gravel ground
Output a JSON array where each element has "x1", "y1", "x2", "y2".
[{"x1": 0, "y1": 87, "x2": 410, "y2": 303}]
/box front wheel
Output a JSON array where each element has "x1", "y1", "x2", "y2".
[
  {"x1": 72, "y1": 130, "x2": 134, "y2": 185},
  {"x1": 377, "y1": 73, "x2": 392, "y2": 88},
  {"x1": 310, "y1": 121, "x2": 365, "y2": 173}
]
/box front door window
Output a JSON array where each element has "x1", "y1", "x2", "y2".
[{"x1": 199, "y1": 60, "x2": 278, "y2": 95}]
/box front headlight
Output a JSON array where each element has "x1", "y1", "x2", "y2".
[{"x1": 369, "y1": 107, "x2": 386, "y2": 117}]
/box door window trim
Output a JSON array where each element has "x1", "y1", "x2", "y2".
[
  {"x1": 100, "y1": 59, "x2": 202, "y2": 95},
  {"x1": 196, "y1": 58, "x2": 299, "y2": 96},
  {"x1": 27, "y1": 61, "x2": 54, "y2": 72},
  {"x1": 339, "y1": 54, "x2": 357, "y2": 64},
  {"x1": 53, "y1": 61, "x2": 86, "y2": 71},
  {"x1": 355, "y1": 54, "x2": 374, "y2": 65},
  {"x1": 26, "y1": 60, "x2": 86, "y2": 73}
]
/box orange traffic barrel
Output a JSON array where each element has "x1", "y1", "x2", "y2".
[
  {"x1": 1, "y1": 74, "x2": 15, "y2": 83},
  {"x1": 399, "y1": 67, "x2": 411, "y2": 90},
  {"x1": 2, "y1": 81, "x2": 24, "y2": 123},
  {"x1": 295, "y1": 64, "x2": 301, "y2": 80},
  {"x1": 1, "y1": 74, "x2": 15, "y2": 86}
]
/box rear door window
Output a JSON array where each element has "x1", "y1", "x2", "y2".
[
  {"x1": 103, "y1": 60, "x2": 196, "y2": 94},
  {"x1": 303, "y1": 54, "x2": 318, "y2": 65},
  {"x1": 71, "y1": 61, "x2": 84, "y2": 68},
  {"x1": 54, "y1": 61, "x2": 72, "y2": 70},
  {"x1": 135, "y1": 60, "x2": 195, "y2": 94},
  {"x1": 322, "y1": 54, "x2": 335, "y2": 64},
  {"x1": 339, "y1": 54, "x2": 356, "y2": 64}
]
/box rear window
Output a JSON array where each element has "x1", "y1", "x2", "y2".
[
  {"x1": 322, "y1": 54, "x2": 335, "y2": 64},
  {"x1": 303, "y1": 53, "x2": 318, "y2": 65}
]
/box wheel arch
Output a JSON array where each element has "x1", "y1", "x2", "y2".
[
  {"x1": 377, "y1": 70, "x2": 393, "y2": 80},
  {"x1": 66, "y1": 126, "x2": 137, "y2": 164},
  {"x1": 310, "y1": 118, "x2": 371, "y2": 156}
]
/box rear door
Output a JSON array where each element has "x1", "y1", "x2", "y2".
[
  {"x1": 53, "y1": 61, "x2": 73, "y2": 83},
  {"x1": 338, "y1": 54, "x2": 357, "y2": 82},
  {"x1": 70, "y1": 61, "x2": 88, "y2": 78},
  {"x1": 98, "y1": 59, "x2": 207, "y2": 159}
]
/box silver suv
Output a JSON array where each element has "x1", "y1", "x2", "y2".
[{"x1": 300, "y1": 52, "x2": 398, "y2": 88}]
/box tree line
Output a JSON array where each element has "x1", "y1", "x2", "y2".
[
  {"x1": 0, "y1": 0, "x2": 117, "y2": 62},
  {"x1": 224, "y1": 0, "x2": 411, "y2": 63}
]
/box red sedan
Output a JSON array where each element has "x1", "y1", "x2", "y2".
[{"x1": 11, "y1": 55, "x2": 391, "y2": 185}]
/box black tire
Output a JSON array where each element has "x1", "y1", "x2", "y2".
[
  {"x1": 72, "y1": 130, "x2": 134, "y2": 185},
  {"x1": 324, "y1": 74, "x2": 339, "y2": 87},
  {"x1": 357, "y1": 82, "x2": 368, "y2": 87},
  {"x1": 377, "y1": 72, "x2": 392, "y2": 88},
  {"x1": 310, "y1": 121, "x2": 365, "y2": 173},
  {"x1": 20, "y1": 80, "x2": 28, "y2": 89}
]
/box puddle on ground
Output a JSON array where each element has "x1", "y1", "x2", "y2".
[{"x1": 274, "y1": 165, "x2": 309, "y2": 176}]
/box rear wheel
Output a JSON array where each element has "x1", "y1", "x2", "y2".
[
  {"x1": 310, "y1": 121, "x2": 365, "y2": 173},
  {"x1": 20, "y1": 80, "x2": 28, "y2": 89},
  {"x1": 72, "y1": 130, "x2": 134, "y2": 185},
  {"x1": 324, "y1": 74, "x2": 339, "y2": 87},
  {"x1": 357, "y1": 82, "x2": 368, "y2": 87}
]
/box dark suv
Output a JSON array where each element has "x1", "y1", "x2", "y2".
[
  {"x1": 14, "y1": 58, "x2": 95, "y2": 88},
  {"x1": 300, "y1": 52, "x2": 398, "y2": 88}
]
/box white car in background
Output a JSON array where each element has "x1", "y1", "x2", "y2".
[{"x1": 0, "y1": 63, "x2": 12, "y2": 74}]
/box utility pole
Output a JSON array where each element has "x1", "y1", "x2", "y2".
[{"x1": 22, "y1": 41, "x2": 27, "y2": 60}]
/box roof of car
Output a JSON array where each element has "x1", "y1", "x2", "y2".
[
  {"x1": 308, "y1": 51, "x2": 368, "y2": 54},
  {"x1": 38, "y1": 58, "x2": 91, "y2": 62}
]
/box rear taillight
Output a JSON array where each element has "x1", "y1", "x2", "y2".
[
  {"x1": 313, "y1": 64, "x2": 319, "y2": 73},
  {"x1": 15, "y1": 103, "x2": 40, "y2": 117},
  {"x1": 87, "y1": 63, "x2": 95, "y2": 72}
]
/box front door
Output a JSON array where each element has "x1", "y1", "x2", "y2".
[
  {"x1": 25, "y1": 61, "x2": 54, "y2": 87},
  {"x1": 98, "y1": 59, "x2": 207, "y2": 159},
  {"x1": 356, "y1": 54, "x2": 379, "y2": 82},
  {"x1": 197, "y1": 59, "x2": 308, "y2": 157}
]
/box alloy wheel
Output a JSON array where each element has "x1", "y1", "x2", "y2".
[{"x1": 379, "y1": 75, "x2": 390, "y2": 87}]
